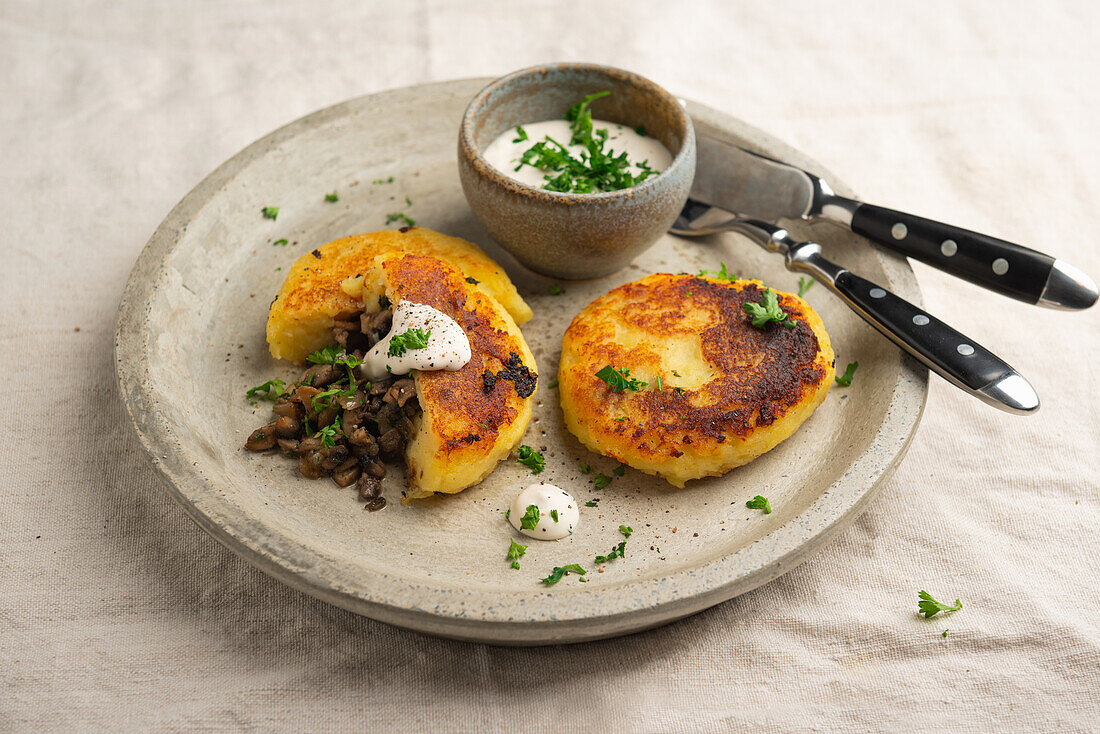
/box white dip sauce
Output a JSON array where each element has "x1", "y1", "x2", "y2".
[
  {"x1": 362, "y1": 300, "x2": 471, "y2": 381},
  {"x1": 509, "y1": 483, "x2": 579, "y2": 541},
  {"x1": 483, "y1": 119, "x2": 672, "y2": 189}
]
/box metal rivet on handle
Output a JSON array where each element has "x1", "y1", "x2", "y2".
[
  {"x1": 957, "y1": 344, "x2": 975, "y2": 356},
  {"x1": 941, "y1": 239, "x2": 958, "y2": 257},
  {"x1": 992, "y1": 258, "x2": 1009, "y2": 275},
  {"x1": 913, "y1": 315, "x2": 929, "y2": 326},
  {"x1": 869, "y1": 288, "x2": 886, "y2": 299},
  {"x1": 891, "y1": 223, "x2": 908, "y2": 240}
]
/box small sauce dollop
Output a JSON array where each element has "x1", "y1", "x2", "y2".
[
  {"x1": 509, "y1": 483, "x2": 579, "y2": 541},
  {"x1": 483, "y1": 119, "x2": 672, "y2": 190},
  {"x1": 362, "y1": 300, "x2": 471, "y2": 381}
]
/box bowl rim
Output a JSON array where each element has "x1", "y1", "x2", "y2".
[{"x1": 459, "y1": 62, "x2": 696, "y2": 203}]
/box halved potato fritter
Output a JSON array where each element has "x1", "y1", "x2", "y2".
[
  {"x1": 267, "y1": 227, "x2": 533, "y2": 363},
  {"x1": 367, "y1": 252, "x2": 538, "y2": 500},
  {"x1": 558, "y1": 274, "x2": 834, "y2": 487}
]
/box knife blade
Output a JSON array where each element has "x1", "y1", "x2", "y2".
[{"x1": 691, "y1": 136, "x2": 1098, "y2": 310}]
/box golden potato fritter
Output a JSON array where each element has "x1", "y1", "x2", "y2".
[
  {"x1": 266, "y1": 228, "x2": 533, "y2": 363},
  {"x1": 558, "y1": 274, "x2": 835, "y2": 487},
  {"x1": 367, "y1": 253, "x2": 538, "y2": 500}
]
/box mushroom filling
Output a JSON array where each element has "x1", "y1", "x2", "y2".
[{"x1": 244, "y1": 307, "x2": 419, "y2": 511}]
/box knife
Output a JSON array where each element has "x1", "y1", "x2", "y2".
[{"x1": 691, "y1": 136, "x2": 1098, "y2": 310}]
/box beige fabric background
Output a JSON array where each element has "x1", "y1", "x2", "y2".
[{"x1": 3, "y1": 0, "x2": 1098, "y2": 731}]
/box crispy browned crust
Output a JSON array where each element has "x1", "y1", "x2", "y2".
[
  {"x1": 560, "y1": 274, "x2": 831, "y2": 464},
  {"x1": 377, "y1": 253, "x2": 536, "y2": 465}
]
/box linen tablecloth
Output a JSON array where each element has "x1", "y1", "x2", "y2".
[{"x1": 3, "y1": 1, "x2": 1097, "y2": 730}]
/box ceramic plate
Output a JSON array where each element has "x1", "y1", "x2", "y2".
[{"x1": 116, "y1": 78, "x2": 927, "y2": 645}]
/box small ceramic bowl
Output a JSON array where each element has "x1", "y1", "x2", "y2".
[{"x1": 458, "y1": 63, "x2": 696, "y2": 280}]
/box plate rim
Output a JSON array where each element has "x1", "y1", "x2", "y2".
[{"x1": 115, "y1": 77, "x2": 928, "y2": 644}]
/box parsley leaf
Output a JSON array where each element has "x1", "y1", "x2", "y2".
[
  {"x1": 619, "y1": 525, "x2": 633, "y2": 537},
  {"x1": 261, "y1": 206, "x2": 279, "y2": 220},
  {"x1": 516, "y1": 445, "x2": 545, "y2": 474},
  {"x1": 918, "y1": 591, "x2": 963, "y2": 619},
  {"x1": 634, "y1": 124, "x2": 647, "y2": 137},
  {"x1": 246, "y1": 379, "x2": 286, "y2": 402},
  {"x1": 513, "y1": 125, "x2": 528, "y2": 142},
  {"x1": 550, "y1": 509, "x2": 559, "y2": 523},
  {"x1": 743, "y1": 288, "x2": 795, "y2": 329},
  {"x1": 549, "y1": 283, "x2": 563, "y2": 296},
  {"x1": 387, "y1": 328, "x2": 431, "y2": 357},
  {"x1": 378, "y1": 295, "x2": 391, "y2": 310},
  {"x1": 465, "y1": 276, "x2": 479, "y2": 285},
  {"x1": 385, "y1": 212, "x2": 416, "y2": 227},
  {"x1": 654, "y1": 375, "x2": 663, "y2": 391},
  {"x1": 585, "y1": 500, "x2": 599, "y2": 507},
  {"x1": 746, "y1": 495, "x2": 772, "y2": 514},
  {"x1": 699, "y1": 262, "x2": 738, "y2": 281},
  {"x1": 579, "y1": 464, "x2": 591, "y2": 474},
  {"x1": 507, "y1": 538, "x2": 527, "y2": 569},
  {"x1": 798, "y1": 276, "x2": 814, "y2": 297},
  {"x1": 324, "y1": 191, "x2": 339, "y2": 202},
  {"x1": 520, "y1": 504, "x2": 541, "y2": 530},
  {"x1": 593, "y1": 474, "x2": 612, "y2": 489},
  {"x1": 272, "y1": 238, "x2": 288, "y2": 246},
  {"x1": 547, "y1": 378, "x2": 559, "y2": 389},
  {"x1": 595, "y1": 365, "x2": 647, "y2": 392},
  {"x1": 612, "y1": 464, "x2": 625, "y2": 477},
  {"x1": 372, "y1": 176, "x2": 394, "y2": 184},
  {"x1": 541, "y1": 564, "x2": 586, "y2": 586},
  {"x1": 594, "y1": 541, "x2": 626, "y2": 563},
  {"x1": 314, "y1": 416, "x2": 342, "y2": 448},
  {"x1": 306, "y1": 344, "x2": 342, "y2": 365},
  {"x1": 835, "y1": 361, "x2": 859, "y2": 387}
]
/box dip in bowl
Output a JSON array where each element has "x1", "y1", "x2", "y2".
[{"x1": 459, "y1": 63, "x2": 696, "y2": 280}]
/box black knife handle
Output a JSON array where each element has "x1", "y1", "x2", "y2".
[
  {"x1": 785, "y1": 240, "x2": 1039, "y2": 414},
  {"x1": 850, "y1": 204, "x2": 1053, "y2": 304}
]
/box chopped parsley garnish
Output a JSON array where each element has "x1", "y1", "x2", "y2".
[
  {"x1": 798, "y1": 276, "x2": 814, "y2": 297},
  {"x1": 324, "y1": 191, "x2": 339, "y2": 202},
  {"x1": 613, "y1": 416, "x2": 628, "y2": 423},
  {"x1": 619, "y1": 525, "x2": 633, "y2": 537},
  {"x1": 698, "y1": 262, "x2": 738, "y2": 281},
  {"x1": 387, "y1": 328, "x2": 431, "y2": 357},
  {"x1": 549, "y1": 283, "x2": 563, "y2": 295},
  {"x1": 541, "y1": 564, "x2": 586, "y2": 586},
  {"x1": 306, "y1": 344, "x2": 342, "y2": 365},
  {"x1": 314, "y1": 417, "x2": 342, "y2": 448},
  {"x1": 835, "y1": 361, "x2": 859, "y2": 387},
  {"x1": 465, "y1": 276, "x2": 479, "y2": 285},
  {"x1": 942, "y1": 630, "x2": 949, "y2": 637},
  {"x1": 579, "y1": 464, "x2": 591, "y2": 474},
  {"x1": 261, "y1": 206, "x2": 279, "y2": 220},
  {"x1": 743, "y1": 288, "x2": 795, "y2": 329},
  {"x1": 385, "y1": 212, "x2": 416, "y2": 227},
  {"x1": 550, "y1": 509, "x2": 559, "y2": 523},
  {"x1": 595, "y1": 365, "x2": 647, "y2": 392},
  {"x1": 594, "y1": 541, "x2": 626, "y2": 563},
  {"x1": 507, "y1": 538, "x2": 527, "y2": 569},
  {"x1": 520, "y1": 504, "x2": 541, "y2": 530},
  {"x1": 246, "y1": 379, "x2": 286, "y2": 403},
  {"x1": 612, "y1": 464, "x2": 625, "y2": 477},
  {"x1": 378, "y1": 294, "x2": 391, "y2": 310},
  {"x1": 634, "y1": 124, "x2": 647, "y2": 136},
  {"x1": 654, "y1": 375, "x2": 663, "y2": 391},
  {"x1": 746, "y1": 495, "x2": 772, "y2": 514},
  {"x1": 918, "y1": 591, "x2": 963, "y2": 618},
  {"x1": 516, "y1": 445, "x2": 545, "y2": 474},
  {"x1": 513, "y1": 91, "x2": 659, "y2": 193},
  {"x1": 272, "y1": 238, "x2": 288, "y2": 246},
  {"x1": 512, "y1": 125, "x2": 528, "y2": 142},
  {"x1": 372, "y1": 176, "x2": 394, "y2": 184},
  {"x1": 547, "y1": 378, "x2": 559, "y2": 389},
  {"x1": 593, "y1": 473, "x2": 612, "y2": 489},
  {"x1": 585, "y1": 500, "x2": 599, "y2": 507}
]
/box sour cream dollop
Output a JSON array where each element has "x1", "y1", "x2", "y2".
[
  {"x1": 483, "y1": 119, "x2": 672, "y2": 189},
  {"x1": 362, "y1": 300, "x2": 471, "y2": 381},
  {"x1": 509, "y1": 483, "x2": 579, "y2": 541}
]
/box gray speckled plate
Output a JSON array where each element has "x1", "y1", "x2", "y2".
[{"x1": 115, "y1": 78, "x2": 927, "y2": 645}]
